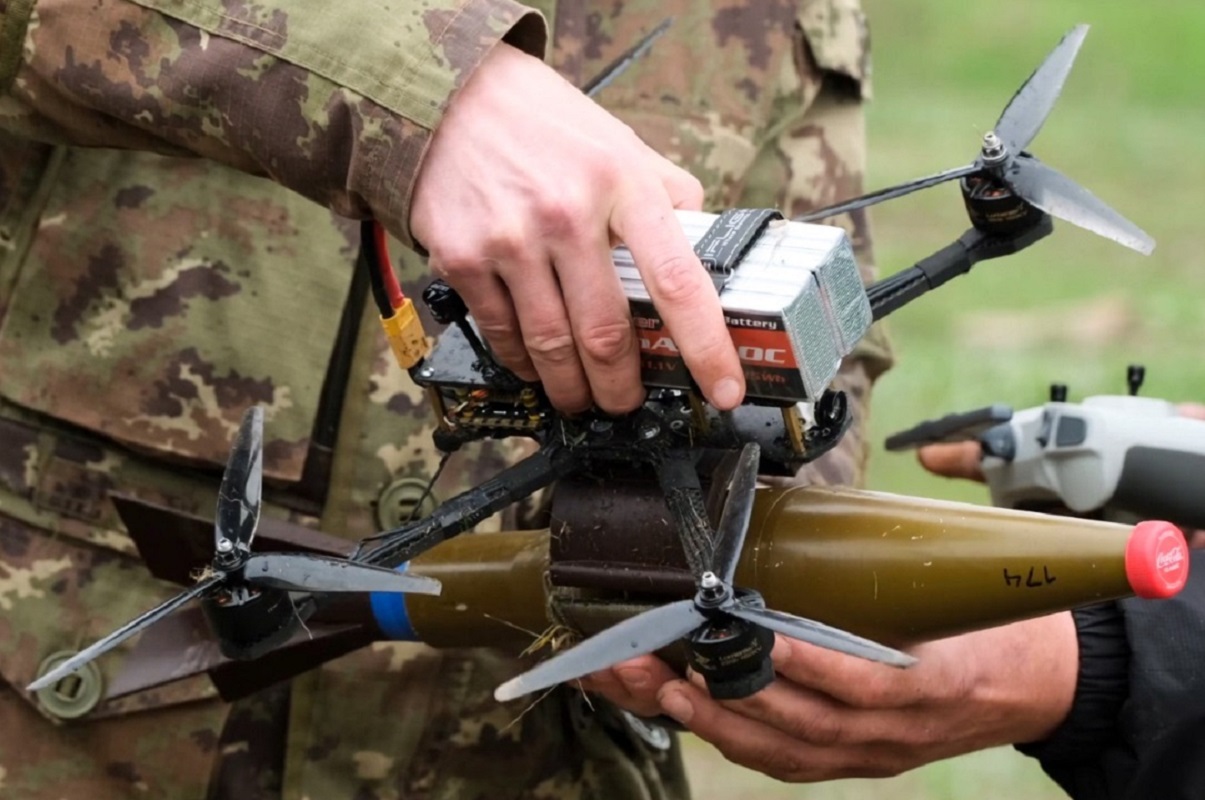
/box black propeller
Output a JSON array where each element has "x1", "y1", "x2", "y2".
[
  {"x1": 494, "y1": 443, "x2": 915, "y2": 703},
  {"x1": 28, "y1": 406, "x2": 440, "y2": 693},
  {"x1": 796, "y1": 25, "x2": 1154, "y2": 255}
]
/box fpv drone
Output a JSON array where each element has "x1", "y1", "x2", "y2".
[{"x1": 30, "y1": 24, "x2": 1156, "y2": 704}]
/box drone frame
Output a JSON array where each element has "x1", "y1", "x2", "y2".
[{"x1": 27, "y1": 22, "x2": 1157, "y2": 706}]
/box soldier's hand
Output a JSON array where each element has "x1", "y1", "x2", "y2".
[
  {"x1": 588, "y1": 615, "x2": 1078, "y2": 782},
  {"x1": 410, "y1": 43, "x2": 744, "y2": 414}
]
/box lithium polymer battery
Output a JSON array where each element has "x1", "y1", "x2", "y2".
[{"x1": 613, "y1": 210, "x2": 871, "y2": 403}]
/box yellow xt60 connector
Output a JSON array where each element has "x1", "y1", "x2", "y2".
[{"x1": 381, "y1": 298, "x2": 429, "y2": 370}]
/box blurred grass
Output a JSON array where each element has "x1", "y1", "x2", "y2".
[{"x1": 683, "y1": 2, "x2": 1205, "y2": 797}]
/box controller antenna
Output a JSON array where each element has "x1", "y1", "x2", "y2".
[{"x1": 1127, "y1": 365, "x2": 1146, "y2": 396}]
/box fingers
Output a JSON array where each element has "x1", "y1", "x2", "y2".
[
  {"x1": 652, "y1": 620, "x2": 1081, "y2": 783},
  {"x1": 656, "y1": 678, "x2": 909, "y2": 781},
  {"x1": 916, "y1": 441, "x2": 985, "y2": 482},
  {"x1": 547, "y1": 222, "x2": 645, "y2": 413},
  {"x1": 577, "y1": 655, "x2": 680, "y2": 719},
  {"x1": 1178, "y1": 402, "x2": 1205, "y2": 421},
  {"x1": 653, "y1": 153, "x2": 706, "y2": 212},
  {"x1": 409, "y1": 43, "x2": 742, "y2": 413},
  {"x1": 611, "y1": 184, "x2": 744, "y2": 410},
  {"x1": 431, "y1": 212, "x2": 642, "y2": 414},
  {"x1": 917, "y1": 406, "x2": 1205, "y2": 481},
  {"x1": 766, "y1": 636, "x2": 927, "y2": 710},
  {"x1": 433, "y1": 260, "x2": 538, "y2": 382},
  {"x1": 703, "y1": 673, "x2": 902, "y2": 749}
]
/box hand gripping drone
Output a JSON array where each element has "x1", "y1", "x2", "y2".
[{"x1": 29, "y1": 24, "x2": 1158, "y2": 703}]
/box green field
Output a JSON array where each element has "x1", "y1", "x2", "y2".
[{"x1": 684, "y1": 2, "x2": 1205, "y2": 798}]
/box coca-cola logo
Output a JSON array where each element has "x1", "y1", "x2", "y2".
[
  {"x1": 1157, "y1": 547, "x2": 1185, "y2": 573},
  {"x1": 1155, "y1": 529, "x2": 1189, "y2": 586},
  {"x1": 1129, "y1": 522, "x2": 1190, "y2": 598}
]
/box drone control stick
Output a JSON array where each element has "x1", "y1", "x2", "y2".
[{"x1": 887, "y1": 367, "x2": 1205, "y2": 529}]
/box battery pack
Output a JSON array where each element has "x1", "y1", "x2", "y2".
[{"x1": 613, "y1": 210, "x2": 871, "y2": 403}]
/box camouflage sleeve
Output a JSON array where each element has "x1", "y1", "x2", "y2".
[{"x1": 0, "y1": 0, "x2": 546, "y2": 248}]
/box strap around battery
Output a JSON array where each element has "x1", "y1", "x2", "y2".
[{"x1": 693, "y1": 208, "x2": 783, "y2": 291}]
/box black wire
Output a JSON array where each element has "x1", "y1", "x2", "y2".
[
  {"x1": 312, "y1": 253, "x2": 371, "y2": 449},
  {"x1": 405, "y1": 452, "x2": 451, "y2": 524}
]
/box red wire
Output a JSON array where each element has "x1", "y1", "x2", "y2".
[{"x1": 373, "y1": 221, "x2": 406, "y2": 309}]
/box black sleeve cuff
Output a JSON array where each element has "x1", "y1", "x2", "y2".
[{"x1": 1016, "y1": 603, "x2": 1131, "y2": 764}]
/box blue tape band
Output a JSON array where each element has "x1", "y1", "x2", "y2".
[{"x1": 369, "y1": 564, "x2": 418, "y2": 641}]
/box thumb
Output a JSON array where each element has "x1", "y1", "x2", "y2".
[{"x1": 916, "y1": 441, "x2": 985, "y2": 482}]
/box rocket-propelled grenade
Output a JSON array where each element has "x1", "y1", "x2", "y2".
[
  {"x1": 371, "y1": 486, "x2": 1189, "y2": 650},
  {"x1": 98, "y1": 485, "x2": 1189, "y2": 703}
]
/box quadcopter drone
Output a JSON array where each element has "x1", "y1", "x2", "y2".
[
  {"x1": 886, "y1": 365, "x2": 1205, "y2": 531},
  {"x1": 30, "y1": 24, "x2": 1156, "y2": 704}
]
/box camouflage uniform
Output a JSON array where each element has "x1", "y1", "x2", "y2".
[{"x1": 0, "y1": 0, "x2": 885, "y2": 797}]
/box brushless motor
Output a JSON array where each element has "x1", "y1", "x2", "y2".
[
  {"x1": 613, "y1": 210, "x2": 871, "y2": 403},
  {"x1": 686, "y1": 615, "x2": 776, "y2": 700}
]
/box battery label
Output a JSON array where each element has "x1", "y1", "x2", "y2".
[
  {"x1": 615, "y1": 210, "x2": 871, "y2": 405},
  {"x1": 632, "y1": 301, "x2": 806, "y2": 403}
]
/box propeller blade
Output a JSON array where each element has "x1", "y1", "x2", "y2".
[
  {"x1": 883, "y1": 404, "x2": 1014, "y2": 451},
  {"x1": 113, "y1": 493, "x2": 357, "y2": 588},
  {"x1": 26, "y1": 574, "x2": 223, "y2": 692},
  {"x1": 215, "y1": 406, "x2": 265, "y2": 554},
  {"x1": 994, "y1": 26, "x2": 1089, "y2": 153},
  {"x1": 1004, "y1": 155, "x2": 1155, "y2": 254},
  {"x1": 728, "y1": 600, "x2": 915, "y2": 668},
  {"x1": 494, "y1": 599, "x2": 705, "y2": 702},
  {"x1": 711, "y1": 443, "x2": 761, "y2": 585},
  {"x1": 104, "y1": 605, "x2": 229, "y2": 698},
  {"x1": 582, "y1": 17, "x2": 673, "y2": 98},
  {"x1": 242, "y1": 553, "x2": 441, "y2": 595},
  {"x1": 106, "y1": 611, "x2": 365, "y2": 701},
  {"x1": 794, "y1": 164, "x2": 979, "y2": 223}
]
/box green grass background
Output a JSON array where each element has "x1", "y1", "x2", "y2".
[{"x1": 682, "y1": 2, "x2": 1205, "y2": 797}]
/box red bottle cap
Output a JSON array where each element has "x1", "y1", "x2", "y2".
[{"x1": 1125, "y1": 520, "x2": 1190, "y2": 599}]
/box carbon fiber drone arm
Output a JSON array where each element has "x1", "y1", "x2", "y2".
[
  {"x1": 866, "y1": 217, "x2": 1053, "y2": 321},
  {"x1": 356, "y1": 443, "x2": 579, "y2": 567}
]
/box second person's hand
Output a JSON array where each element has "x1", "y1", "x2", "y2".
[{"x1": 584, "y1": 615, "x2": 1078, "y2": 783}]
